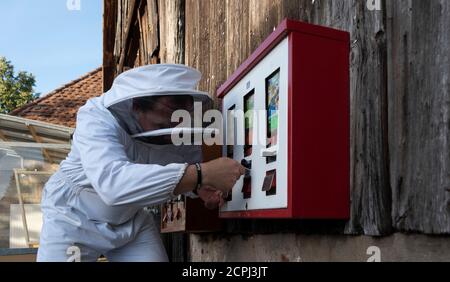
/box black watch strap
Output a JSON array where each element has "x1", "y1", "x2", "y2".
[{"x1": 193, "y1": 163, "x2": 202, "y2": 195}]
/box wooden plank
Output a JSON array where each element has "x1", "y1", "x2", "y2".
[
  {"x1": 129, "y1": 20, "x2": 142, "y2": 67},
  {"x1": 103, "y1": 0, "x2": 118, "y2": 91},
  {"x1": 185, "y1": 0, "x2": 211, "y2": 92},
  {"x1": 159, "y1": 0, "x2": 185, "y2": 64},
  {"x1": 146, "y1": 0, "x2": 160, "y2": 63},
  {"x1": 336, "y1": 0, "x2": 392, "y2": 236},
  {"x1": 137, "y1": 0, "x2": 146, "y2": 66},
  {"x1": 114, "y1": 0, "x2": 127, "y2": 74},
  {"x1": 118, "y1": 0, "x2": 137, "y2": 72},
  {"x1": 248, "y1": 0, "x2": 283, "y2": 53},
  {"x1": 206, "y1": 0, "x2": 227, "y2": 104},
  {"x1": 225, "y1": 0, "x2": 250, "y2": 78},
  {"x1": 387, "y1": 0, "x2": 450, "y2": 234},
  {"x1": 182, "y1": 0, "x2": 226, "y2": 104},
  {"x1": 185, "y1": 0, "x2": 200, "y2": 69},
  {"x1": 113, "y1": 0, "x2": 123, "y2": 68},
  {"x1": 158, "y1": 0, "x2": 187, "y2": 262}
]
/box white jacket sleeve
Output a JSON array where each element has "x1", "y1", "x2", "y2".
[{"x1": 74, "y1": 107, "x2": 187, "y2": 207}]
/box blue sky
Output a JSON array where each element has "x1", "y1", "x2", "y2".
[{"x1": 0, "y1": 0, "x2": 102, "y2": 96}]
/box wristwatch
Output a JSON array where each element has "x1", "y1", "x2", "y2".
[{"x1": 192, "y1": 163, "x2": 202, "y2": 195}]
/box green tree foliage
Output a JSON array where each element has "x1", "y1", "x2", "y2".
[{"x1": 0, "y1": 57, "x2": 39, "y2": 114}]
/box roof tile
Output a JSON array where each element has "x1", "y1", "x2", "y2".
[{"x1": 9, "y1": 67, "x2": 103, "y2": 128}]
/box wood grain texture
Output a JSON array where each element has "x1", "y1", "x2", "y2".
[
  {"x1": 225, "y1": 0, "x2": 250, "y2": 77},
  {"x1": 146, "y1": 0, "x2": 160, "y2": 64},
  {"x1": 118, "y1": 0, "x2": 137, "y2": 71},
  {"x1": 387, "y1": 0, "x2": 450, "y2": 234},
  {"x1": 183, "y1": 0, "x2": 391, "y2": 235},
  {"x1": 159, "y1": 0, "x2": 189, "y2": 262},
  {"x1": 103, "y1": 0, "x2": 118, "y2": 91},
  {"x1": 159, "y1": 0, "x2": 185, "y2": 64},
  {"x1": 136, "y1": 0, "x2": 147, "y2": 66}
]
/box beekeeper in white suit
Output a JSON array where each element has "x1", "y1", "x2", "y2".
[{"x1": 37, "y1": 64, "x2": 245, "y2": 262}]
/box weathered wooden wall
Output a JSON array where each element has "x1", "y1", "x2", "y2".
[
  {"x1": 103, "y1": 0, "x2": 450, "y2": 245},
  {"x1": 387, "y1": 0, "x2": 450, "y2": 234},
  {"x1": 176, "y1": 0, "x2": 392, "y2": 236}
]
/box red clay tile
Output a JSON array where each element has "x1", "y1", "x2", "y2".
[{"x1": 9, "y1": 67, "x2": 103, "y2": 128}]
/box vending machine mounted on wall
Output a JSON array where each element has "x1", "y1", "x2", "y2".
[{"x1": 218, "y1": 19, "x2": 350, "y2": 219}]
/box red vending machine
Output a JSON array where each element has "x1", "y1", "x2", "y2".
[{"x1": 218, "y1": 19, "x2": 350, "y2": 219}]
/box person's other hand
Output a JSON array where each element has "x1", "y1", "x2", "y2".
[
  {"x1": 201, "y1": 158, "x2": 245, "y2": 194},
  {"x1": 197, "y1": 185, "x2": 225, "y2": 210}
]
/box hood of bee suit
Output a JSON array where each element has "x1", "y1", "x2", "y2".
[{"x1": 103, "y1": 64, "x2": 212, "y2": 135}]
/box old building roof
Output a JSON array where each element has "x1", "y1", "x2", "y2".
[{"x1": 9, "y1": 67, "x2": 103, "y2": 128}]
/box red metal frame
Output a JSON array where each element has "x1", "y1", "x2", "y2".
[
  {"x1": 217, "y1": 19, "x2": 349, "y2": 99},
  {"x1": 218, "y1": 19, "x2": 350, "y2": 219}
]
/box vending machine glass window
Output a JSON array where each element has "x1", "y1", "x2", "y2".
[
  {"x1": 265, "y1": 69, "x2": 280, "y2": 163},
  {"x1": 244, "y1": 91, "x2": 255, "y2": 157}
]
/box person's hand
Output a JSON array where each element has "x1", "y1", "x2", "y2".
[
  {"x1": 201, "y1": 158, "x2": 245, "y2": 194},
  {"x1": 197, "y1": 185, "x2": 225, "y2": 210}
]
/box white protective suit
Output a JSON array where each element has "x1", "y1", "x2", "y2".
[{"x1": 37, "y1": 64, "x2": 211, "y2": 262}]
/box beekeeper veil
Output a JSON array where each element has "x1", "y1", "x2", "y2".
[{"x1": 103, "y1": 64, "x2": 212, "y2": 136}]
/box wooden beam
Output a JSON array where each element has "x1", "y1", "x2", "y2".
[
  {"x1": 388, "y1": 0, "x2": 450, "y2": 234},
  {"x1": 136, "y1": 0, "x2": 147, "y2": 66},
  {"x1": 147, "y1": 0, "x2": 160, "y2": 63},
  {"x1": 159, "y1": 0, "x2": 185, "y2": 64},
  {"x1": 118, "y1": 0, "x2": 137, "y2": 73},
  {"x1": 126, "y1": 18, "x2": 142, "y2": 67},
  {"x1": 26, "y1": 125, "x2": 54, "y2": 164},
  {"x1": 103, "y1": 0, "x2": 118, "y2": 92}
]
